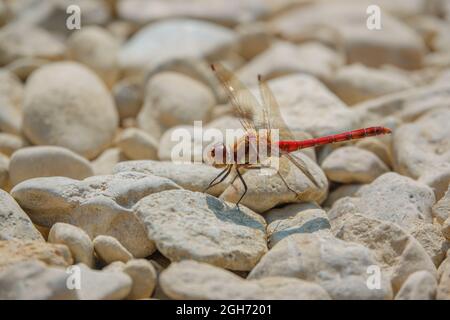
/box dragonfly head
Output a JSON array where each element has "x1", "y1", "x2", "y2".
[{"x1": 206, "y1": 142, "x2": 229, "y2": 168}]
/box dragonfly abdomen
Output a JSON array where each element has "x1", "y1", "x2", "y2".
[{"x1": 278, "y1": 126, "x2": 391, "y2": 153}]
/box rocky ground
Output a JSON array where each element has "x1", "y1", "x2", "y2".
[{"x1": 0, "y1": 0, "x2": 449, "y2": 300}]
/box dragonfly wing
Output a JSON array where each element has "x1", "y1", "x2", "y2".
[
  {"x1": 211, "y1": 63, "x2": 263, "y2": 133},
  {"x1": 258, "y1": 76, "x2": 295, "y2": 141},
  {"x1": 283, "y1": 152, "x2": 319, "y2": 187}
]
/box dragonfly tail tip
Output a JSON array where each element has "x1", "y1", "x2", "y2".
[{"x1": 383, "y1": 127, "x2": 392, "y2": 134}]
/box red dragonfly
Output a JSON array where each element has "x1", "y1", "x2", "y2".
[{"x1": 205, "y1": 63, "x2": 391, "y2": 207}]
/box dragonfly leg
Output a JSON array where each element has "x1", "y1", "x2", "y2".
[
  {"x1": 203, "y1": 165, "x2": 232, "y2": 192},
  {"x1": 235, "y1": 166, "x2": 248, "y2": 208},
  {"x1": 277, "y1": 171, "x2": 301, "y2": 199}
]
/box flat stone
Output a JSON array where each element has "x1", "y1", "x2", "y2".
[
  {"x1": 115, "y1": 128, "x2": 159, "y2": 160},
  {"x1": 248, "y1": 233, "x2": 393, "y2": 299},
  {"x1": 160, "y1": 260, "x2": 331, "y2": 300},
  {"x1": 134, "y1": 190, "x2": 267, "y2": 271},
  {"x1": 11, "y1": 172, "x2": 181, "y2": 257},
  {"x1": 94, "y1": 235, "x2": 133, "y2": 264},
  {"x1": 48, "y1": 223, "x2": 94, "y2": 267},
  {"x1": 0, "y1": 240, "x2": 72, "y2": 271},
  {"x1": 9, "y1": 146, "x2": 94, "y2": 186},
  {"x1": 321, "y1": 146, "x2": 389, "y2": 183},
  {"x1": 0, "y1": 189, "x2": 44, "y2": 241},
  {"x1": 395, "y1": 271, "x2": 437, "y2": 300}
]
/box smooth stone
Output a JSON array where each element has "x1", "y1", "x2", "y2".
[
  {"x1": 0, "y1": 153, "x2": 8, "y2": 189},
  {"x1": 118, "y1": 19, "x2": 237, "y2": 72},
  {"x1": 0, "y1": 22, "x2": 65, "y2": 65},
  {"x1": 11, "y1": 172, "x2": 181, "y2": 257},
  {"x1": 113, "y1": 77, "x2": 143, "y2": 120},
  {"x1": 355, "y1": 137, "x2": 393, "y2": 168},
  {"x1": 266, "y1": 73, "x2": 360, "y2": 138},
  {"x1": 432, "y1": 185, "x2": 450, "y2": 223},
  {"x1": 270, "y1": 3, "x2": 425, "y2": 69},
  {"x1": 138, "y1": 72, "x2": 215, "y2": 132},
  {"x1": 67, "y1": 26, "x2": 120, "y2": 88},
  {"x1": 321, "y1": 146, "x2": 389, "y2": 184},
  {"x1": 104, "y1": 259, "x2": 157, "y2": 300},
  {"x1": 0, "y1": 239, "x2": 72, "y2": 271},
  {"x1": 48, "y1": 223, "x2": 94, "y2": 268},
  {"x1": 237, "y1": 41, "x2": 342, "y2": 85},
  {"x1": 92, "y1": 148, "x2": 128, "y2": 176},
  {"x1": 134, "y1": 190, "x2": 267, "y2": 271},
  {"x1": 330, "y1": 172, "x2": 435, "y2": 230},
  {"x1": 76, "y1": 263, "x2": 132, "y2": 300},
  {"x1": 328, "y1": 64, "x2": 413, "y2": 105},
  {"x1": 0, "y1": 69, "x2": 23, "y2": 109},
  {"x1": 0, "y1": 189, "x2": 43, "y2": 241},
  {"x1": 248, "y1": 233, "x2": 393, "y2": 300},
  {"x1": 115, "y1": 128, "x2": 159, "y2": 160},
  {"x1": 23, "y1": 62, "x2": 118, "y2": 159},
  {"x1": 220, "y1": 152, "x2": 328, "y2": 213},
  {"x1": 409, "y1": 219, "x2": 450, "y2": 267},
  {"x1": 0, "y1": 102, "x2": 21, "y2": 135},
  {"x1": 9, "y1": 146, "x2": 94, "y2": 186},
  {"x1": 323, "y1": 184, "x2": 363, "y2": 208},
  {"x1": 418, "y1": 164, "x2": 450, "y2": 201},
  {"x1": 113, "y1": 160, "x2": 228, "y2": 196},
  {"x1": 393, "y1": 109, "x2": 450, "y2": 184},
  {"x1": 160, "y1": 260, "x2": 331, "y2": 300},
  {"x1": 94, "y1": 235, "x2": 133, "y2": 264},
  {"x1": 265, "y1": 204, "x2": 331, "y2": 248},
  {"x1": 117, "y1": 0, "x2": 269, "y2": 26},
  {"x1": 437, "y1": 255, "x2": 450, "y2": 299},
  {"x1": 395, "y1": 271, "x2": 437, "y2": 300},
  {"x1": 332, "y1": 213, "x2": 437, "y2": 292},
  {"x1": 4, "y1": 57, "x2": 49, "y2": 81},
  {"x1": 0, "y1": 261, "x2": 78, "y2": 300},
  {"x1": 0, "y1": 133, "x2": 27, "y2": 156}
]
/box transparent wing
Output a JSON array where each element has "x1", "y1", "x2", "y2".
[
  {"x1": 283, "y1": 152, "x2": 319, "y2": 187},
  {"x1": 257, "y1": 75, "x2": 294, "y2": 141},
  {"x1": 211, "y1": 63, "x2": 265, "y2": 133}
]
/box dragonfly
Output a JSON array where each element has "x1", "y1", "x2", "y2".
[{"x1": 205, "y1": 63, "x2": 391, "y2": 207}]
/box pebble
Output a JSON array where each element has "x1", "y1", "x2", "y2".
[
  {"x1": 265, "y1": 73, "x2": 360, "y2": 138},
  {"x1": 115, "y1": 128, "x2": 159, "y2": 160},
  {"x1": 0, "y1": 239, "x2": 72, "y2": 271},
  {"x1": 113, "y1": 77, "x2": 144, "y2": 120},
  {"x1": 134, "y1": 190, "x2": 267, "y2": 271},
  {"x1": 76, "y1": 263, "x2": 132, "y2": 300},
  {"x1": 22, "y1": 62, "x2": 119, "y2": 159},
  {"x1": 48, "y1": 223, "x2": 94, "y2": 268},
  {"x1": 160, "y1": 260, "x2": 331, "y2": 300},
  {"x1": 270, "y1": 3, "x2": 425, "y2": 69},
  {"x1": 432, "y1": 185, "x2": 450, "y2": 223},
  {"x1": 104, "y1": 259, "x2": 157, "y2": 300},
  {"x1": 138, "y1": 72, "x2": 215, "y2": 132},
  {"x1": 0, "y1": 154, "x2": 9, "y2": 189},
  {"x1": 321, "y1": 146, "x2": 389, "y2": 183},
  {"x1": 437, "y1": 254, "x2": 450, "y2": 299},
  {"x1": 118, "y1": 19, "x2": 237, "y2": 73},
  {"x1": 0, "y1": 189, "x2": 43, "y2": 241},
  {"x1": 265, "y1": 204, "x2": 331, "y2": 248},
  {"x1": 220, "y1": 152, "x2": 328, "y2": 213},
  {"x1": 323, "y1": 184, "x2": 363, "y2": 208},
  {"x1": 0, "y1": 22, "x2": 65, "y2": 65},
  {"x1": 395, "y1": 271, "x2": 437, "y2": 300},
  {"x1": 237, "y1": 41, "x2": 342, "y2": 85},
  {"x1": 11, "y1": 172, "x2": 181, "y2": 257},
  {"x1": 67, "y1": 26, "x2": 120, "y2": 88},
  {"x1": 328, "y1": 64, "x2": 413, "y2": 105},
  {"x1": 94, "y1": 235, "x2": 133, "y2": 264},
  {"x1": 248, "y1": 233, "x2": 393, "y2": 299},
  {"x1": 0, "y1": 133, "x2": 27, "y2": 156},
  {"x1": 92, "y1": 148, "x2": 128, "y2": 176},
  {"x1": 0, "y1": 261, "x2": 78, "y2": 300},
  {"x1": 332, "y1": 213, "x2": 437, "y2": 292},
  {"x1": 393, "y1": 109, "x2": 450, "y2": 187},
  {"x1": 0, "y1": 70, "x2": 23, "y2": 109},
  {"x1": 9, "y1": 146, "x2": 94, "y2": 186},
  {"x1": 329, "y1": 172, "x2": 435, "y2": 230},
  {"x1": 114, "y1": 160, "x2": 228, "y2": 196}
]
